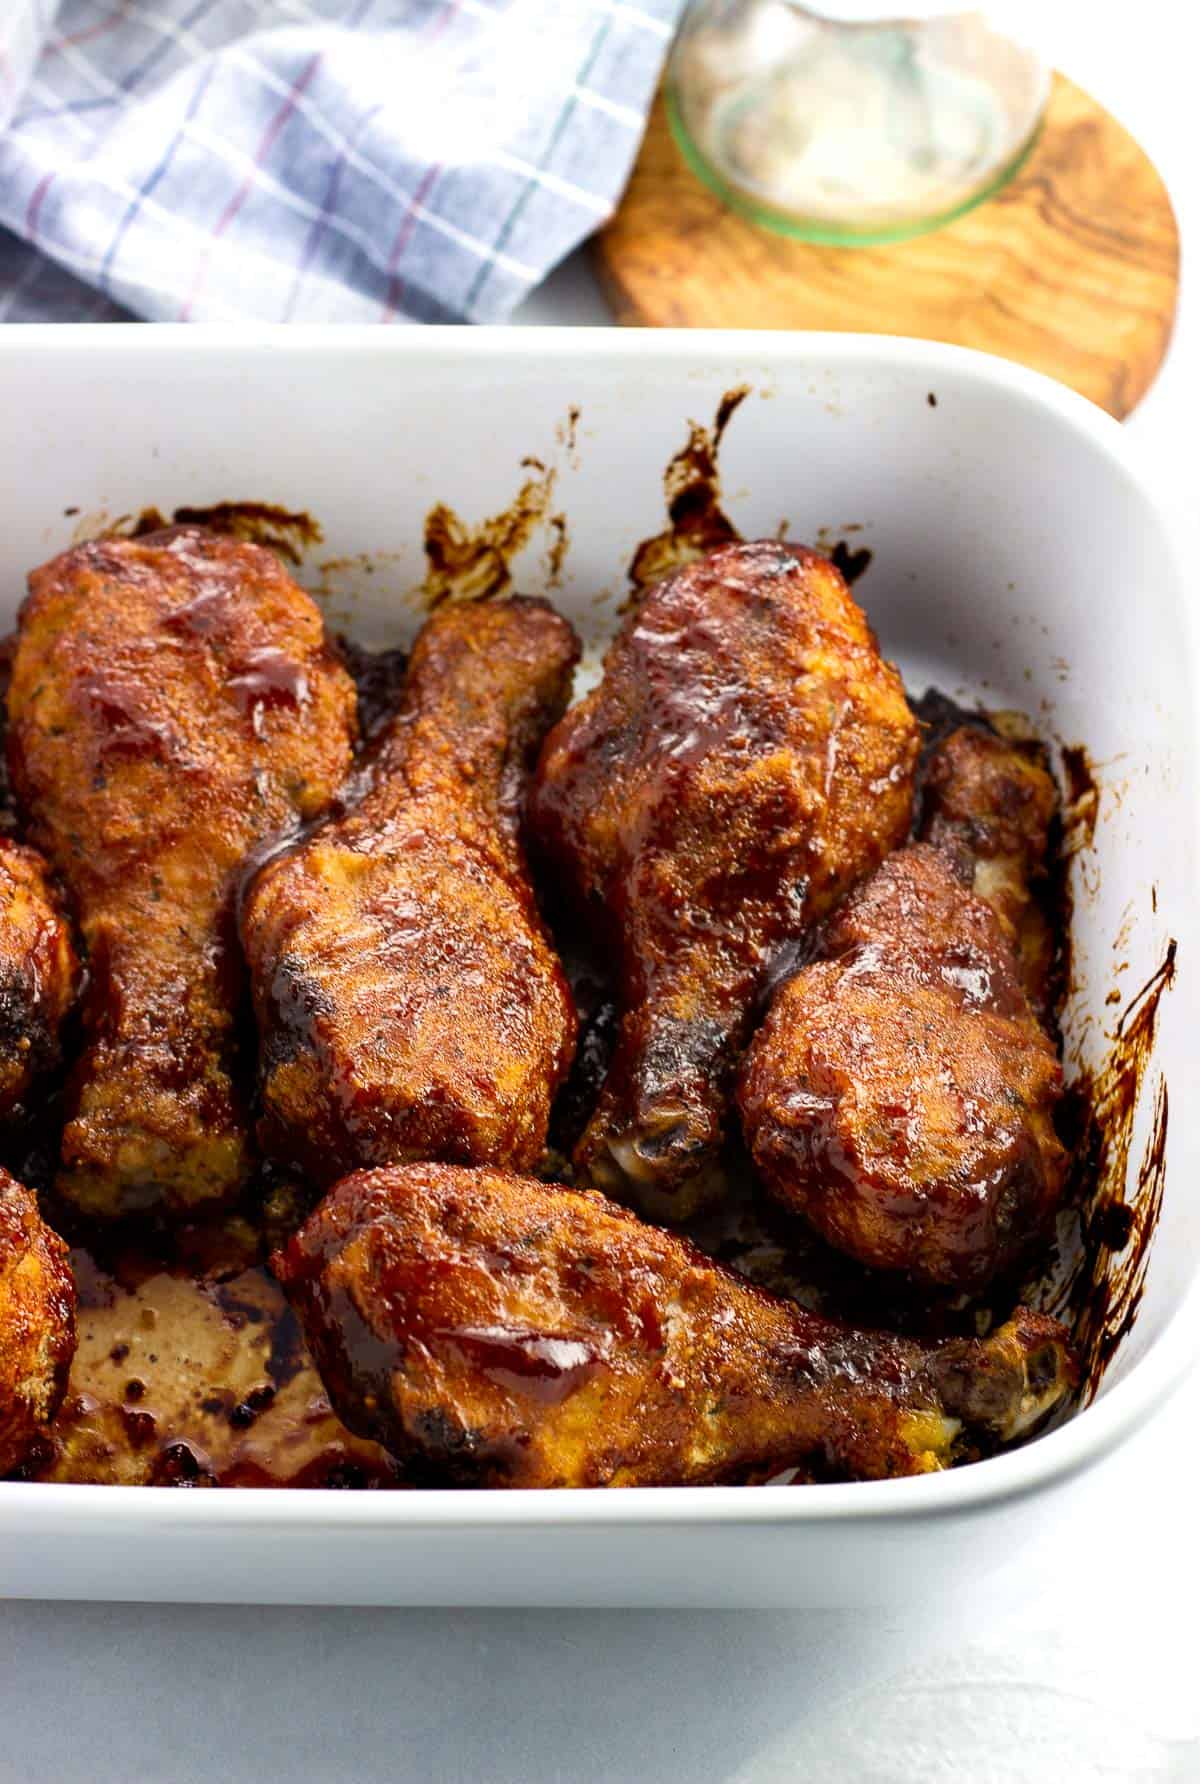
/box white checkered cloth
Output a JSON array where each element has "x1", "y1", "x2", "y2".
[{"x1": 0, "y1": 0, "x2": 681, "y2": 324}]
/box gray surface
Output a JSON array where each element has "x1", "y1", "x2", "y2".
[{"x1": 2, "y1": 1604, "x2": 933, "y2": 1784}]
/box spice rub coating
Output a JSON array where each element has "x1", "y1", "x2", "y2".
[
  {"x1": 739, "y1": 844, "x2": 1066, "y2": 1289},
  {"x1": 530, "y1": 542, "x2": 920, "y2": 1221},
  {"x1": 0, "y1": 1170, "x2": 75, "y2": 1476},
  {"x1": 0, "y1": 837, "x2": 78, "y2": 1117},
  {"x1": 7, "y1": 527, "x2": 357, "y2": 1218},
  {"x1": 919, "y1": 719, "x2": 1058, "y2": 1013},
  {"x1": 242, "y1": 598, "x2": 579, "y2": 1186},
  {"x1": 274, "y1": 1162, "x2": 1076, "y2": 1487}
]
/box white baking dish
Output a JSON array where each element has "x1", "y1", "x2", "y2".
[{"x1": 0, "y1": 327, "x2": 1194, "y2": 1607}]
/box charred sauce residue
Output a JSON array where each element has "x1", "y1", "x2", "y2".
[
  {"x1": 829, "y1": 539, "x2": 873, "y2": 586},
  {"x1": 128, "y1": 502, "x2": 322, "y2": 566},
  {"x1": 420, "y1": 456, "x2": 558, "y2": 610},
  {"x1": 627, "y1": 392, "x2": 872, "y2": 596},
  {"x1": 909, "y1": 696, "x2": 1173, "y2": 1398},
  {"x1": 1059, "y1": 743, "x2": 1100, "y2": 858},
  {"x1": 1054, "y1": 941, "x2": 1175, "y2": 1397},
  {"x1": 628, "y1": 386, "x2": 748, "y2": 593},
  {"x1": 335, "y1": 635, "x2": 409, "y2": 743}
]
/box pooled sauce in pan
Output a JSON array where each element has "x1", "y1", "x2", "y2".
[
  {"x1": 333, "y1": 636, "x2": 409, "y2": 744},
  {"x1": 14, "y1": 1222, "x2": 402, "y2": 1488}
]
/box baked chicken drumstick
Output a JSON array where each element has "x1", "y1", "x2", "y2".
[
  {"x1": 241, "y1": 598, "x2": 579, "y2": 1186},
  {"x1": 7, "y1": 528, "x2": 357, "y2": 1219},
  {"x1": 530, "y1": 541, "x2": 919, "y2": 1221},
  {"x1": 0, "y1": 837, "x2": 78, "y2": 1118},
  {"x1": 739, "y1": 718, "x2": 1066, "y2": 1291},
  {"x1": 918, "y1": 715, "x2": 1059, "y2": 1013},
  {"x1": 274, "y1": 1162, "x2": 1077, "y2": 1488},
  {"x1": 0, "y1": 1169, "x2": 75, "y2": 1475}
]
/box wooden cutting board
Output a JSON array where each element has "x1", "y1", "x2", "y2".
[{"x1": 596, "y1": 74, "x2": 1179, "y2": 419}]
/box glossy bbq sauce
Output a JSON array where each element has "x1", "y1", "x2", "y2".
[
  {"x1": 228, "y1": 649, "x2": 311, "y2": 736},
  {"x1": 79, "y1": 671, "x2": 179, "y2": 763},
  {"x1": 434, "y1": 1326, "x2": 611, "y2": 1406}
]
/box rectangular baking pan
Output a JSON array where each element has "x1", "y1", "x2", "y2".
[{"x1": 0, "y1": 327, "x2": 1194, "y2": 1605}]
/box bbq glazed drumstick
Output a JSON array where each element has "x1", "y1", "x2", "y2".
[
  {"x1": 0, "y1": 1170, "x2": 75, "y2": 1475},
  {"x1": 738, "y1": 844, "x2": 1066, "y2": 1290},
  {"x1": 6, "y1": 528, "x2": 357, "y2": 1219},
  {"x1": 0, "y1": 838, "x2": 78, "y2": 1119},
  {"x1": 274, "y1": 1162, "x2": 1077, "y2": 1488},
  {"x1": 918, "y1": 715, "x2": 1059, "y2": 1014},
  {"x1": 240, "y1": 598, "x2": 579, "y2": 1187},
  {"x1": 529, "y1": 541, "x2": 920, "y2": 1222}
]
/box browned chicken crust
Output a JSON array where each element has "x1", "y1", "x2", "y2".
[
  {"x1": 274, "y1": 1163, "x2": 1077, "y2": 1487},
  {"x1": 919, "y1": 721, "x2": 1058, "y2": 1012},
  {"x1": 739, "y1": 845, "x2": 1067, "y2": 1289},
  {"x1": 0, "y1": 1170, "x2": 76, "y2": 1475},
  {"x1": 7, "y1": 528, "x2": 357, "y2": 1219},
  {"x1": 0, "y1": 837, "x2": 78, "y2": 1117},
  {"x1": 241, "y1": 598, "x2": 579, "y2": 1187},
  {"x1": 530, "y1": 542, "x2": 920, "y2": 1221}
]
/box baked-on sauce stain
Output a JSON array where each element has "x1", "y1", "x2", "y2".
[
  {"x1": 420, "y1": 459, "x2": 557, "y2": 610},
  {"x1": 628, "y1": 386, "x2": 748, "y2": 593},
  {"x1": 1053, "y1": 942, "x2": 1174, "y2": 1397},
  {"x1": 829, "y1": 539, "x2": 874, "y2": 586},
  {"x1": 1059, "y1": 743, "x2": 1100, "y2": 857},
  {"x1": 128, "y1": 502, "x2": 322, "y2": 566},
  {"x1": 625, "y1": 391, "x2": 874, "y2": 599}
]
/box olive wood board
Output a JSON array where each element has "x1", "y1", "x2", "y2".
[{"x1": 596, "y1": 73, "x2": 1179, "y2": 419}]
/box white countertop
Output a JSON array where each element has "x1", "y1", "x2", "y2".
[{"x1": 4, "y1": 9, "x2": 1198, "y2": 1781}]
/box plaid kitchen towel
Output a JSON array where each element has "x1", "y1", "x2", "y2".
[{"x1": 0, "y1": 0, "x2": 681, "y2": 324}]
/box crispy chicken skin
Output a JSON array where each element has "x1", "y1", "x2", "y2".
[
  {"x1": 919, "y1": 722, "x2": 1058, "y2": 1012},
  {"x1": 0, "y1": 837, "x2": 78, "y2": 1117},
  {"x1": 0, "y1": 1170, "x2": 75, "y2": 1475},
  {"x1": 6, "y1": 528, "x2": 357, "y2": 1219},
  {"x1": 739, "y1": 845, "x2": 1067, "y2": 1289},
  {"x1": 530, "y1": 542, "x2": 920, "y2": 1222},
  {"x1": 241, "y1": 599, "x2": 579, "y2": 1187},
  {"x1": 274, "y1": 1162, "x2": 1076, "y2": 1487}
]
